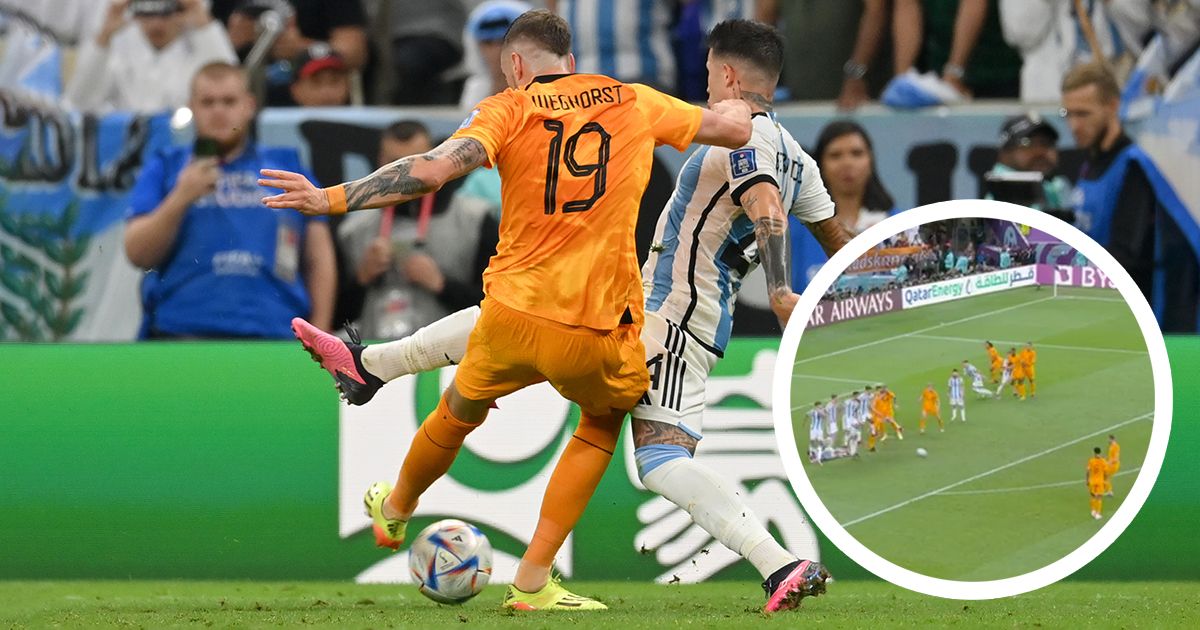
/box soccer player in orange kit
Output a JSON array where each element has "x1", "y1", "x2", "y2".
[{"x1": 259, "y1": 10, "x2": 754, "y2": 610}]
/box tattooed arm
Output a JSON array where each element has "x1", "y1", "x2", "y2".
[
  {"x1": 741, "y1": 180, "x2": 799, "y2": 326},
  {"x1": 805, "y1": 216, "x2": 853, "y2": 258},
  {"x1": 259, "y1": 138, "x2": 488, "y2": 215}
]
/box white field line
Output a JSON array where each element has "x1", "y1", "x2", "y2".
[
  {"x1": 839, "y1": 411, "x2": 1153, "y2": 528},
  {"x1": 1057, "y1": 295, "x2": 1126, "y2": 302},
  {"x1": 792, "y1": 373, "x2": 882, "y2": 385},
  {"x1": 939, "y1": 467, "x2": 1142, "y2": 496},
  {"x1": 908, "y1": 334, "x2": 1147, "y2": 355},
  {"x1": 794, "y1": 296, "x2": 1055, "y2": 366}
]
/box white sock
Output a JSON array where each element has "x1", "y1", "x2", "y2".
[
  {"x1": 641, "y1": 456, "x2": 796, "y2": 579},
  {"x1": 361, "y1": 306, "x2": 480, "y2": 382}
]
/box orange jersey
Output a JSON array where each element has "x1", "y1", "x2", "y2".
[
  {"x1": 1020, "y1": 347, "x2": 1036, "y2": 369},
  {"x1": 878, "y1": 390, "x2": 896, "y2": 416},
  {"x1": 452, "y1": 74, "x2": 703, "y2": 329},
  {"x1": 921, "y1": 387, "x2": 939, "y2": 410},
  {"x1": 1108, "y1": 441, "x2": 1120, "y2": 464},
  {"x1": 1087, "y1": 456, "x2": 1108, "y2": 483},
  {"x1": 1010, "y1": 352, "x2": 1026, "y2": 377},
  {"x1": 987, "y1": 346, "x2": 1002, "y2": 366}
]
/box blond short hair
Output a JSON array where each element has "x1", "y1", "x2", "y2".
[
  {"x1": 1061, "y1": 62, "x2": 1120, "y2": 102},
  {"x1": 191, "y1": 62, "x2": 251, "y2": 95}
]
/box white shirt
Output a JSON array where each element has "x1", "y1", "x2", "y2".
[
  {"x1": 64, "y1": 19, "x2": 236, "y2": 114},
  {"x1": 842, "y1": 397, "x2": 860, "y2": 430},
  {"x1": 642, "y1": 112, "x2": 835, "y2": 355},
  {"x1": 824, "y1": 400, "x2": 839, "y2": 434},
  {"x1": 949, "y1": 375, "x2": 965, "y2": 402}
]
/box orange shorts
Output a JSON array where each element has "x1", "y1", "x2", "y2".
[
  {"x1": 922, "y1": 405, "x2": 938, "y2": 415},
  {"x1": 1088, "y1": 480, "x2": 1105, "y2": 495},
  {"x1": 454, "y1": 297, "x2": 649, "y2": 417}
]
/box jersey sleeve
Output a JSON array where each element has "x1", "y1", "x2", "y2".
[
  {"x1": 790, "y1": 149, "x2": 835, "y2": 223},
  {"x1": 450, "y1": 91, "x2": 520, "y2": 168},
  {"x1": 126, "y1": 149, "x2": 170, "y2": 220},
  {"x1": 628, "y1": 83, "x2": 703, "y2": 152},
  {"x1": 723, "y1": 123, "x2": 781, "y2": 207}
]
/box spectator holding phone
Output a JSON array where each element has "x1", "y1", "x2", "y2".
[{"x1": 124, "y1": 62, "x2": 336, "y2": 338}]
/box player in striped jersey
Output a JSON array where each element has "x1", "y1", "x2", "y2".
[
  {"x1": 808, "y1": 401, "x2": 826, "y2": 462},
  {"x1": 948, "y1": 369, "x2": 966, "y2": 422},
  {"x1": 843, "y1": 391, "x2": 863, "y2": 456},
  {"x1": 290, "y1": 20, "x2": 847, "y2": 612},
  {"x1": 823, "y1": 394, "x2": 840, "y2": 453},
  {"x1": 961, "y1": 360, "x2": 995, "y2": 398}
]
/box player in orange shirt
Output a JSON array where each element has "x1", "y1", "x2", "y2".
[
  {"x1": 1020, "y1": 342, "x2": 1037, "y2": 398},
  {"x1": 876, "y1": 385, "x2": 904, "y2": 441},
  {"x1": 918, "y1": 383, "x2": 942, "y2": 433},
  {"x1": 985, "y1": 341, "x2": 1003, "y2": 383},
  {"x1": 1087, "y1": 446, "x2": 1109, "y2": 519},
  {"x1": 1009, "y1": 348, "x2": 1027, "y2": 400},
  {"x1": 259, "y1": 10, "x2": 753, "y2": 610},
  {"x1": 1105, "y1": 434, "x2": 1121, "y2": 496}
]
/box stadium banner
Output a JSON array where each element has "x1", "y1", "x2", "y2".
[
  {"x1": 2, "y1": 338, "x2": 1199, "y2": 582},
  {"x1": 0, "y1": 102, "x2": 1161, "y2": 342},
  {"x1": 0, "y1": 339, "x2": 818, "y2": 584},
  {"x1": 807, "y1": 289, "x2": 902, "y2": 329},
  {"x1": 900, "y1": 265, "x2": 1038, "y2": 309},
  {"x1": 1038, "y1": 263, "x2": 1118, "y2": 289},
  {"x1": 843, "y1": 246, "x2": 929, "y2": 274}
]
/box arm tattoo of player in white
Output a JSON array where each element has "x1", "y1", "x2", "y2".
[
  {"x1": 343, "y1": 138, "x2": 487, "y2": 210},
  {"x1": 745, "y1": 189, "x2": 792, "y2": 305},
  {"x1": 806, "y1": 216, "x2": 852, "y2": 258}
]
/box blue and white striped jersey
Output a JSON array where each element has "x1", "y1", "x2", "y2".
[
  {"x1": 963, "y1": 362, "x2": 983, "y2": 384},
  {"x1": 642, "y1": 113, "x2": 834, "y2": 355},
  {"x1": 949, "y1": 374, "x2": 964, "y2": 401},
  {"x1": 557, "y1": 0, "x2": 676, "y2": 90},
  {"x1": 843, "y1": 396, "x2": 860, "y2": 422},
  {"x1": 858, "y1": 391, "x2": 874, "y2": 416},
  {"x1": 808, "y1": 406, "x2": 825, "y2": 434},
  {"x1": 824, "y1": 400, "x2": 839, "y2": 433}
]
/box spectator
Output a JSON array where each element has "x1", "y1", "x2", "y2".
[
  {"x1": 836, "y1": 0, "x2": 889, "y2": 110},
  {"x1": 124, "y1": 62, "x2": 336, "y2": 338},
  {"x1": 999, "y1": 247, "x2": 1012, "y2": 269},
  {"x1": 64, "y1": 0, "x2": 237, "y2": 114},
  {"x1": 218, "y1": 0, "x2": 368, "y2": 69},
  {"x1": 998, "y1": 0, "x2": 1132, "y2": 103},
  {"x1": 881, "y1": 0, "x2": 1022, "y2": 107},
  {"x1": 337, "y1": 121, "x2": 499, "y2": 339},
  {"x1": 547, "y1": 0, "x2": 676, "y2": 92},
  {"x1": 989, "y1": 113, "x2": 1073, "y2": 213},
  {"x1": 287, "y1": 43, "x2": 351, "y2": 106},
  {"x1": 218, "y1": 0, "x2": 369, "y2": 104},
  {"x1": 387, "y1": 0, "x2": 467, "y2": 105},
  {"x1": 460, "y1": 1, "x2": 532, "y2": 110},
  {"x1": 814, "y1": 120, "x2": 897, "y2": 235},
  {"x1": 1063, "y1": 62, "x2": 1200, "y2": 332}
]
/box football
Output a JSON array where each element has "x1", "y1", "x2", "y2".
[
  {"x1": 408, "y1": 519, "x2": 494, "y2": 604},
  {"x1": 916, "y1": 447, "x2": 929, "y2": 458}
]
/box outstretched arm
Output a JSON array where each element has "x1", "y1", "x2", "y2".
[
  {"x1": 805, "y1": 216, "x2": 853, "y2": 258},
  {"x1": 741, "y1": 180, "x2": 797, "y2": 325},
  {"x1": 260, "y1": 138, "x2": 488, "y2": 215}
]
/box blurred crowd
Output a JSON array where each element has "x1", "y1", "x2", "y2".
[
  {"x1": 3, "y1": 0, "x2": 1197, "y2": 111},
  {"x1": 1, "y1": 0, "x2": 1198, "y2": 341}
]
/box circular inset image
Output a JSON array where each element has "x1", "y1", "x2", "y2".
[{"x1": 773, "y1": 201, "x2": 1172, "y2": 600}]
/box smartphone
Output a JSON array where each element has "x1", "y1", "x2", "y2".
[{"x1": 194, "y1": 136, "x2": 221, "y2": 158}]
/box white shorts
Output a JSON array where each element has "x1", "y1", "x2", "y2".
[
  {"x1": 809, "y1": 426, "x2": 825, "y2": 443},
  {"x1": 951, "y1": 396, "x2": 964, "y2": 407},
  {"x1": 632, "y1": 311, "x2": 720, "y2": 439}
]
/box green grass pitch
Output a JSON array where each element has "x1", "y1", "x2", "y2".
[
  {"x1": 792, "y1": 285, "x2": 1154, "y2": 581},
  {"x1": 2, "y1": 580, "x2": 1198, "y2": 628}
]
